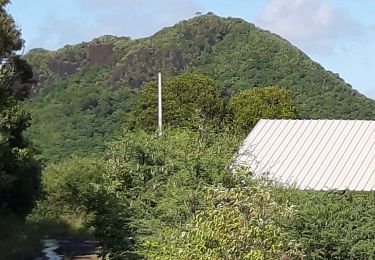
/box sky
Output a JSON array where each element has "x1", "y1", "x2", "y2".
[{"x1": 6, "y1": 0, "x2": 375, "y2": 98}]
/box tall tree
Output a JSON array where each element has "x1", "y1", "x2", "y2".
[
  {"x1": 0, "y1": 0, "x2": 39, "y2": 215},
  {"x1": 146, "y1": 171, "x2": 303, "y2": 259},
  {"x1": 130, "y1": 72, "x2": 225, "y2": 131},
  {"x1": 229, "y1": 86, "x2": 296, "y2": 131}
]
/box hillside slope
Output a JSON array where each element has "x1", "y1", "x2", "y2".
[{"x1": 24, "y1": 14, "x2": 375, "y2": 161}]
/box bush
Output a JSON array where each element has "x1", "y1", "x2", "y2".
[
  {"x1": 277, "y1": 189, "x2": 375, "y2": 259},
  {"x1": 229, "y1": 86, "x2": 296, "y2": 131},
  {"x1": 146, "y1": 171, "x2": 303, "y2": 259},
  {"x1": 104, "y1": 127, "x2": 240, "y2": 255},
  {"x1": 30, "y1": 157, "x2": 135, "y2": 256},
  {"x1": 130, "y1": 72, "x2": 225, "y2": 130}
]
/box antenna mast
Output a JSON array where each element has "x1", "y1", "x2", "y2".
[{"x1": 158, "y1": 72, "x2": 162, "y2": 136}]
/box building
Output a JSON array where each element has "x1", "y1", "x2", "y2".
[{"x1": 234, "y1": 119, "x2": 375, "y2": 191}]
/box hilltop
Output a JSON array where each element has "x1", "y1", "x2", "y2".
[{"x1": 23, "y1": 14, "x2": 375, "y2": 161}]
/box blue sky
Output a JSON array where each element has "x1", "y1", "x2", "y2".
[{"x1": 7, "y1": 0, "x2": 375, "y2": 98}]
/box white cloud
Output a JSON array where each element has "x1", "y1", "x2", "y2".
[{"x1": 256, "y1": 0, "x2": 364, "y2": 54}]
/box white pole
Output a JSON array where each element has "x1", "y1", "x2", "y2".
[{"x1": 158, "y1": 72, "x2": 162, "y2": 136}]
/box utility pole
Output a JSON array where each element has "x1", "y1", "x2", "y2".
[{"x1": 158, "y1": 72, "x2": 162, "y2": 136}]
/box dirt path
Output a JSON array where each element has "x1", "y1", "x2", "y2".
[{"x1": 35, "y1": 238, "x2": 99, "y2": 260}]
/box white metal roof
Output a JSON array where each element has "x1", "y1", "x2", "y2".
[{"x1": 235, "y1": 119, "x2": 375, "y2": 191}]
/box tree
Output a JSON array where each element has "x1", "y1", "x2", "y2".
[
  {"x1": 229, "y1": 87, "x2": 296, "y2": 131},
  {"x1": 30, "y1": 127, "x2": 239, "y2": 257},
  {"x1": 0, "y1": 0, "x2": 39, "y2": 215},
  {"x1": 146, "y1": 171, "x2": 303, "y2": 260},
  {"x1": 31, "y1": 157, "x2": 135, "y2": 256},
  {"x1": 130, "y1": 72, "x2": 225, "y2": 130},
  {"x1": 277, "y1": 189, "x2": 375, "y2": 259},
  {"x1": 104, "y1": 127, "x2": 240, "y2": 255}
]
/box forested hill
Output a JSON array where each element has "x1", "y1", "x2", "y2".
[{"x1": 23, "y1": 14, "x2": 375, "y2": 161}]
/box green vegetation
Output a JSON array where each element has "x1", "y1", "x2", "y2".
[
  {"x1": 3, "y1": 7, "x2": 375, "y2": 259},
  {"x1": 24, "y1": 14, "x2": 375, "y2": 162},
  {"x1": 277, "y1": 189, "x2": 375, "y2": 259},
  {"x1": 0, "y1": 214, "x2": 93, "y2": 259},
  {"x1": 31, "y1": 127, "x2": 303, "y2": 258},
  {"x1": 29, "y1": 156, "x2": 134, "y2": 256},
  {"x1": 24, "y1": 71, "x2": 375, "y2": 258},
  {"x1": 229, "y1": 86, "x2": 296, "y2": 130},
  {"x1": 0, "y1": 0, "x2": 40, "y2": 215},
  {"x1": 146, "y1": 172, "x2": 303, "y2": 260},
  {"x1": 131, "y1": 72, "x2": 224, "y2": 130},
  {"x1": 0, "y1": 1, "x2": 41, "y2": 258},
  {"x1": 106, "y1": 128, "x2": 240, "y2": 249},
  {"x1": 24, "y1": 67, "x2": 137, "y2": 161}
]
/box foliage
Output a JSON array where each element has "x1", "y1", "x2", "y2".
[
  {"x1": 104, "y1": 127, "x2": 241, "y2": 255},
  {"x1": 30, "y1": 157, "x2": 136, "y2": 257},
  {"x1": 38, "y1": 157, "x2": 106, "y2": 212},
  {"x1": 276, "y1": 189, "x2": 375, "y2": 259},
  {"x1": 229, "y1": 86, "x2": 296, "y2": 130},
  {"x1": 0, "y1": 0, "x2": 40, "y2": 215},
  {"x1": 23, "y1": 125, "x2": 375, "y2": 259},
  {"x1": 131, "y1": 15, "x2": 375, "y2": 121},
  {"x1": 24, "y1": 66, "x2": 137, "y2": 162},
  {"x1": 0, "y1": 0, "x2": 22, "y2": 89},
  {"x1": 146, "y1": 171, "x2": 303, "y2": 260},
  {"x1": 24, "y1": 126, "x2": 242, "y2": 258},
  {"x1": 23, "y1": 14, "x2": 375, "y2": 162},
  {"x1": 130, "y1": 72, "x2": 225, "y2": 130},
  {"x1": 29, "y1": 127, "x2": 240, "y2": 257},
  {"x1": 0, "y1": 97, "x2": 40, "y2": 214},
  {"x1": 11, "y1": 12, "x2": 375, "y2": 260}
]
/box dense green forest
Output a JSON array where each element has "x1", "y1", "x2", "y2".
[
  {"x1": 24, "y1": 14, "x2": 375, "y2": 162},
  {"x1": 3, "y1": 3, "x2": 375, "y2": 259}
]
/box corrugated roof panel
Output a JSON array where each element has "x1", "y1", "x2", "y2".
[
  {"x1": 234, "y1": 119, "x2": 375, "y2": 191},
  {"x1": 255, "y1": 120, "x2": 288, "y2": 173},
  {"x1": 236, "y1": 119, "x2": 268, "y2": 168},
  {"x1": 325, "y1": 121, "x2": 366, "y2": 190},
  {"x1": 288, "y1": 120, "x2": 327, "y2": 187},
  {"x1": 338, "y1": 121, "x2": 372, "y2": 189},
  {"x1": 284, "y1": 120, "x2": 321, "y2": 183},
  {"x1": 312, "y1": 120, "x2": 354, "y2": 190},
  {"x1": 257, "y1": 120, "x2": 295, "y2": 174},
  {"x1": 346, "y1": 122, "x2": 375, "y2": 190},
  {"x1": 354, "y1": 144, "x2": 375, "y2": 191},
  {"x1": 269, "y1": 120, "x2": 307, "y2": 179},
  {"x1": 264, "y1": 120, "x2": 303, "y2": 179},
  {"x1": 296, "y1": 120, "x2": 336, "y2": 189}
]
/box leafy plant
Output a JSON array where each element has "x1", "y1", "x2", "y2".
[
  {"x1": 130, "y1": 72, "x2": 225, "y2": 130},
  {"x1": 276, "y1": 189, "x2": 375, "y2": 259},
  {"x1": 146, "y1": 171, "x2": 303, "y2": 260},
  {"x1": 0, "y1": 0, "x2": 40, "y2": 215},
  {"x1": 229, "y1": 86, "x2": 296, "y2": 130}
]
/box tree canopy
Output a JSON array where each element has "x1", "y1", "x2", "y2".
[
  {"x1": 3, "y1": 11, "x2": 375, "y2": 259},
  {"x1": 23, "y1": 14, "x2": 375, "y2": 162},
  {"x1": 147, "y1": 171, "x2": 302, "y2": 260},
  {"x1": 131, "y1": 72, "x2": 224, "y2": 130},
  {"x1": 229, "y1": 86, "x2": 296, "y2": 130},
  {"x1": 0, "y1": 0, "x2": 39, "y2": 215}
]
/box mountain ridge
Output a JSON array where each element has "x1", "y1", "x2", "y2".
[{"x1": 23, "y1": 14, "x2": 375, "y2": 161}]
